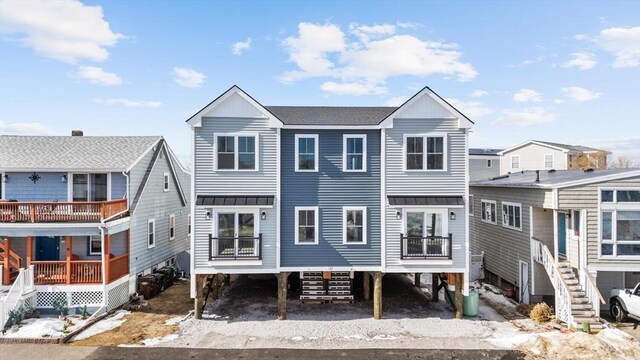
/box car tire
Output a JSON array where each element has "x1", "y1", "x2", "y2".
[{"x1": 610, "y1": 300, "x2": 628, "y2": 322}]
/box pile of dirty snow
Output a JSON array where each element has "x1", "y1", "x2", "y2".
[
  {"x1": 2, "y1": 316, "x2": 89, "y2": 339},
  {"x1": 70, "y1": 310, "x2": 130, "y2": 341}
]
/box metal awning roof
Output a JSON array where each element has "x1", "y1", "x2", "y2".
[
  {"x1": 387, "y1": 196, "x2": 464, "y2": 206},
  {"x1": 196, "y1": 195, "x2": 274, "y2": 206}
]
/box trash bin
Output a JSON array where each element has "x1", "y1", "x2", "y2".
[
  {"x1": 137, "y1": 275, "x2": 159, "y2": 300},
  {"x1": 149, "y1": 272, "x2": 167, "y2": 292},
  {"x1": 463, "y1": 288, "x2": 480, "y2": 317},
  {"x1": 154, "y1": 267, "x2": 175, "y2": 288}
]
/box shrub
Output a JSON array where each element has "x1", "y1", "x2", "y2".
[
  {"x1": 52, "y1": 298, "x2": 69, "y2": 316},
  {"x1": 530, "y1": 302, "x2": 554, "y2": 323}
]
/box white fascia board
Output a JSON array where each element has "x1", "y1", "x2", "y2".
[
  {"x1": 283, "y1": 125, "x2": 379, "y2": 130},
  {"x1": 498, "y1": 141, "x2": 568, "y2": 155}
]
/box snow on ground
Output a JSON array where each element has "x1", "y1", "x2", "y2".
[
  {"x1": 2, "y1": 316, "x2": 90, "y2": 339},
  {"x1": 70, "y1": 310, "x2": 130, "y2": 342}
]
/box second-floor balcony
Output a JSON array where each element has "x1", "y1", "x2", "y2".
[
  {"x1": 209, "y1": 234, "x2": 262, "y2": 260},
  {"x1": 400, "y1": 233, "x2": 453, "y2": 260},
  {"x1": 0, "y1": 199, "x2": 128, "y2": 223}
]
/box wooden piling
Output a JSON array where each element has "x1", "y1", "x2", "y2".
[
  {"x1": 373, "y1": 271, "x2": 382, "y2": 320},
  {"x1": 194, "y1": 274, "x2": 205, "y2": 319},
  {"x1": 363, "y1": 272, "x2": 371, "y2": 301},
  {"x1": 277, "y1": 272, "x2": 288, "y2": 320},
  {"x1": 431, "y1": 273, "x2": 439, "y2": 302},
  {"x1": 454, "y1": 273, "x2": 463, "y2": 319}
]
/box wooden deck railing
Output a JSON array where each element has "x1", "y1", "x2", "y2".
[
  {"x1": 32, "y1": 260, "x2": 104, "y2": 284},
  {"x1": 32, "y1": 261, "x2": 67, "y2": 284},
  {"x1": 70, "y1": 261, "x2": 103, "y2": 284},
  {"x1": 108, "y1": 254, "x2": 129, "y2": 283},
  {"x1": 0, "y1": 199, "x2": 127, "y2": 223}
]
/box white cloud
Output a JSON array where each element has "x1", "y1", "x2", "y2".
[
  {"x1": 560, "y1": 86, "x2": 601, "y2": 102},
  {"x1": 492, "y1": 107, "x2": 556, "y2": 127},
  {"x1": 513, "y1": 89, "x2": 542, "y2": 103},
  {"x1": 74, "y1": 66, "x2": 122, "y2": 86},
  {"x1": 0, "y1": 120, "x2": 54, "y2": 135},
  {"x1": 385, "y1": 96, "x2": 408, "y2": 107},
  {"x1": 446, "y1": 98, "x2": 494, "y2": 118},
  {"x1": 396, "y1": 22, "x2": 423, "y2": 30},
  {"x1": 0, "y1": 0, "x2": 123, "y2": 63},
  {"x1": 470, "y1": 90, "x2": 489, "y2": 98},
  {"x1": 577, "y1": 26, "x2": 640, "y2": 68},
  {"x1": 173, "y1": 67, "x2": 206, "y2": 88},
  {"x1": 562, "y1": 52, "x2": 598, "y2": 70},
  {"x1": 280, "y1": 22, "x2": 477, "y2": 92},
  {"x1": 93, "y1": 98, "x2": 162, "y2": 108},
  {"x1": 320, "y1": 81, "x2": 387, "y2": 96},
  {"x1": 232, "y1": 37, "x2": 252, "y2": 55}
]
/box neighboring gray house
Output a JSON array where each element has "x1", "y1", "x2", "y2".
[
  {"x1": 0, "y1": 133, "x2": 190, "y2": 325},
  {"x1": 469, "y1": 148, "x2": 502, "y2": 180},
  {"x1": 188, "y1": 85, "x2": 473, "y2": 319},
  {"x1": 498, "y1": 140, "x2": 610, "y2": 175},
  {"x1": 470, "y1": 169, "x2": 640, "y2": 330}
]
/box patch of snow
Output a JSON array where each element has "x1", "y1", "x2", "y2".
[
  {"x1": 2, "y1": 316, "x2": 90, "y2": 339},
  {"x1": 70, "y1": 310, "x2": 130, "y2": 341},
  {"x1": 140, "y1": 333, "x2": 179, "y2": 346},
  {"x1": 164, "y1": 316, "x2": 183, "y2": 325},
  {"x1": 474, "y1": 281, "x2": 518, "y2": 309}
]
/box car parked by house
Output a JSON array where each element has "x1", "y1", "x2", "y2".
[{"x1": 610, "y1": 282, "x2": 640, "y2": 322}]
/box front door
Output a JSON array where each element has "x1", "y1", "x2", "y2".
[
  {"x1": 35, "y1": 236, "x2": 60, "y2": 261},
  {"x1": 519, "y1": 261, "x2": 530, "y2": 304},
  {"x1": 557, "y1": 213, "x2": 567, "y2": 256},
  {"x1": 215, "y1": 211, "x2": 257, "y2": 257}
]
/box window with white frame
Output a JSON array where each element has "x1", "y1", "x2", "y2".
[
  {"x1": 214, "y1": 134, "x2": 257, "y2": 170},
  {"x1": 343, "y1": 135, "x2": 366, "y2": 171},
  {"x1": 148, "y1": 219, "x2": 156, "y2": 248},
  {"x1": 405, "y1": 134, "x2": 446, "y2": 171},
  {"x1": 295, "y1": 134, "x2": 318, "y2": 171},
  {"x1": 501, "y1": 202, "x2": 522, "y2": 230},
  {"x1": 163, "y1": 172, "x2": 170, "y2": 192},
  {"x1": 295, "y1": 207, "x2": 318, "y2": 244},
  {"x1": 88, "y1": 235, "x2": 102, "y2": 255},
  {"x1": 169, "y1": 214, "x2": 175, "y2": 240},
  {"x1": 481, "y1": 199, "x2": 497, "y2": 224},
  {"x1": 599, "y1": 188, "x2": 640, "y2": 257},
  {"x1": 344, "y1": 207, "x2": 366, "y2": 244},
  {"x1": 511, "y1": 155, "x2": 520, "y2": 170},
  {"x1": 188, "y1": 214, "x2": 191, "y2": 236},
  {"x1": 544, "y1": 154, "x2": 553, "y2": 169},
  {"x1": 469, "y1": 195, "x2": 474, "y2": 216}
]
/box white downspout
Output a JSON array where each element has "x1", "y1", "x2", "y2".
[{"x1": 99, "y1": 225, "x2": 107, "y2": 312}]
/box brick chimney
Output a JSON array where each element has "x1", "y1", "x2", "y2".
[{"x1": 71, "y1": 130, "x2": 84, "y2": 136}]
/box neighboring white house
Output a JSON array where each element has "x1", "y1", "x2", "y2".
[
  {"x1": 498, "y1": 140, "x2": 609, "y2": 175},
  {"x1": 469, "y1": 148, "x2": 502, "y2": 181}
]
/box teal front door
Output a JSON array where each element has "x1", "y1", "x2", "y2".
[
  {"x1": 557, "y1": 213, "x2": 566, "y2": 256},
  {"x1": 35, "y1": 236, "x2": 60, "y2": 261}
]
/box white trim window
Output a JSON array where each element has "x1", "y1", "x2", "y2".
[
  {"x1": 404, "y1": 134, "x2": 447, "y2": 171},
  {"x1": 148, "y1": 218, "x2": 156, "y2": 249},
  {"x1": 343, "y1": 207, "x2": 366, "y2": 244},
  {"x1": 599, "y1": 188, "x2": 640, "y2": 258},
  {"x1": 481, "y1": 199, "x2": 497, "y2": 224},
  {"x1": 343, "y1": 134, "x2": 367, "y2": 172},
  {"x1": 89, "y1": 235, "x2": 102, "y2": 255},
  {"x1": 469, "y1": 195, "x2": 474, "y2": 216},
  {"x1": 511, "y1": 155, "x2": 520, "y2": 170},
  {"x1": 169, "y1": 214, "x2": 176, "y2": 240},
  {"x1": 502, "y1": 201, "x2": 522, "y2": 231},
  {"x1": 544, "y1": 154, "x2": 554, "y2": 169},
  {"x1": 214, "y1": 133, "x2": 258, "y2": 171},
  {"x1": 295, "y1": 207, "x2": 318, "y2": 244},
  {"x1": 163, "y1": 172, "x2": 170, "y2": 192},
  {"x1": 295, "y1": 134, "x2": 319, "y2": 172}
]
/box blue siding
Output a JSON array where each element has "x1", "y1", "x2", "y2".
[
  {"x1": 4, "y1": 172, "x2": 67, "y2": 201},
  {"x1": 281, "y1": 129, "x2": 381, "y2": 267},
  {"x1": 111, "y1": 172, "x2": 127, "y2": 199}
]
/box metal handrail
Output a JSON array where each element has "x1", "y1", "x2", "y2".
[
  {"x1": 400, "y1": 233, "x2": 452, "y2": 259},
  {"x1": 209, "y1": 234, "x2": 262, "y2": 260}
]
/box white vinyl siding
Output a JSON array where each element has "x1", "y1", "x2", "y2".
[
  {"x1": 404, "y1": 134, "x2": 447, "y2": 171},
  {"x1": 295, "y1": 134, "x2": 318, "y2": 172},
  {"x1": 213, "y1": 133, "x2": 258, "y2": 171},
  {"x1": 295, "y1": 207, "x2": 318, "y2": 245},
  {"x1": 343, "y1": 207, "x2": 367, "y2": 244},
  {"x1": 481, "y1": 199, "x2": 497, "y2": 224},
  {"x1": 148, "y1": 218, "x2": 156, "y2": 249},
  {"x1": 501, "y1": 201, "x2": 522, "y2": 231},
  {"x1": 343, "y1": 134, "x2": 367, "y2": 172}
]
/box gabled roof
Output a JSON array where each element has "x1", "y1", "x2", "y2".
[
  {"x1": 265, "y1": 106, "x2": 396, "y2": 126},
  {"x1": 470, "y1": 169, "x2": 640, "y2": 189},
  {"x1": 0, "y1": 135, "x2": 161, "y2": 172},
  {"x1": 469, "y1": 148, "x2": 503, "y2": 156},
  {"x1": 498, "y1": 140, "x2": 610, "y2": 155}
]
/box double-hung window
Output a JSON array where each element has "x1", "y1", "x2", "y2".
[
  {"x1": 599, "y1": 188, "x2": 640, "y2": 257},
  {"x1": 215, "y1": 134, "x2": 257, "y2": 170},
  {"x1": 404, "y1": 134, "x2": 446, "y2": 171},
  {"x1": 163, "y1": 172, "x2": 170, "y2": 192},
  {"x1": 343, "y1": 207, "x2": 366, "y2": 244},
  {"x1": 295, "y1": 207, "x2": 318, "y2": 244},
  {"x1": 544, "y1": 154, "x2": 554, "y2": 169},
  {"x1": 511, "y1": 155, "x2": 520, "y2": 170},
  {"x1": 169, "y1": 214, "x2": 176, "y2": 240},
  {"x1": 148, "y1": 219, "x2": 156, "y2": 249},
  {"x1": 343, "y1": 135, "x2": 366, "y2": 172},
  {"x1": 88, "y1": 235, "x2": 102, "y2": 255},
  {"x1": 481, "y1": 199, "x2": 497, "y2": 224},
  {"x1": 501, "y1": 202, "x2": 522, "y2": 230},
  {"x1": 295, "y1": 134, "x2": 318, "y2": 172}
]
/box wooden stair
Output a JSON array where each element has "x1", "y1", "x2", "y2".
[
  {"x1": 0, "y1": 239, "x2": 23, "y2": 285},
  {"x1": 557, "y1": 261, "x2": 604, "y2": 330}
]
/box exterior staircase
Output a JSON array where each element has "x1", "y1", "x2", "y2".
[{"x1": 557, "y1": 261, "x2": 603, "y2": 330}]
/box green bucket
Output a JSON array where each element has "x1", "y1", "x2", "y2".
[{"x1": 463, "y1": 288, "x2": 480, "y2": 317}]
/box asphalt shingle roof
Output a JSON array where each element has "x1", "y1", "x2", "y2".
[
  {"x1": 534, "y1": 140, "x2": 604, "y2": 152},
  {"x1": 265, "y1": 106, "x2": 397, "y2": 125},
  {"x1": 0, "y1": 135, "x2": 160, "y2": 171},
  {"x1": 470, "y1": 169, "x2": 640, "y2": 188}
]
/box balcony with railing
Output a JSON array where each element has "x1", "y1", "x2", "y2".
[
  {"x1": 209, "y1": 234, "x2": 262, "y2": 260},
  {"x1": 0, "y1": 199, "x2": 128, "y2": 223},
  {"x1": 400, "y1": 233, "x2": 453, "y2": 260}
]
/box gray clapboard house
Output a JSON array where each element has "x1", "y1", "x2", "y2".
[
  {"x1": 469, "y1": 168, "x2": 640, "y2": 330},
  {"x1": 0, "y1": 133, "x2": 190, "y2": 325},
  {"x1": 188, "y1": 85, "x2": 472, "y2": 319},
  {"x1": 469, "y1": 148, "x2": 502, "y2": 181}
]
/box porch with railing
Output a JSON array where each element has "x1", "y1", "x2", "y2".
[
  {"x1": 0, "y1": 199, "x2": 127, "y2": 223},
  {"x1": 400, "y1": 234, "x2": 453, "y2": 259}
]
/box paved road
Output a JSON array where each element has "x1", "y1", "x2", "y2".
[{"x1": 1, "y1": 345, "x2": 524, "y2": 360}]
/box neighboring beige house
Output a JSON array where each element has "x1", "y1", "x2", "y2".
[
  {"x1": 498, "y1": 140, "x2": 609, "y2": 175},
  {"x1": 470, "y1": 168, "x2": 640, "y2": 330}
]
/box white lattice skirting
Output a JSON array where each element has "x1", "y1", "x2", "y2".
[
  {"x1": 34, "y1": 278, "x2": 130, "y2": 310},
  {"x1": 107, "y1": 277, "x2": 130, "y2": 311}
]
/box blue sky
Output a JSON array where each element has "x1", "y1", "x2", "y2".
[{"x1": 1, "y1": 0, "x2": 639, "y2": 166}]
